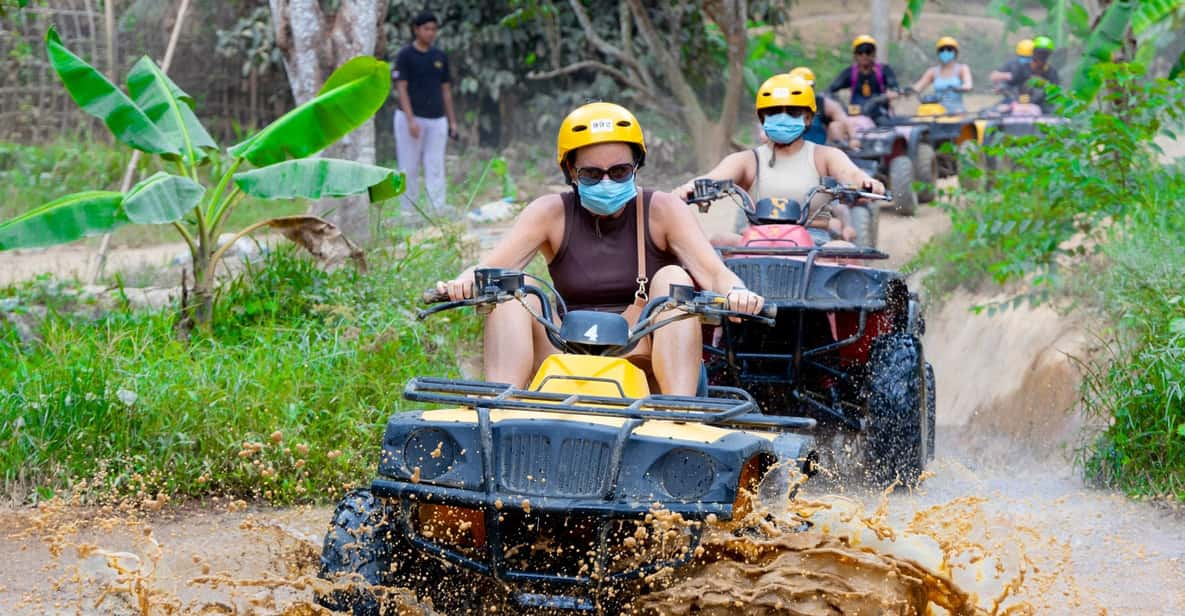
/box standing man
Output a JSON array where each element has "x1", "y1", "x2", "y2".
[{"x1": 394, "y1": 11, "x2": 457, "y2": 215}]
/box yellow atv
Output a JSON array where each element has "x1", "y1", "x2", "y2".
[{"x1": 316, "y1": 268, "x2": 817, "y2": 614}]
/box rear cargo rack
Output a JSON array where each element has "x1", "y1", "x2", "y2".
[
  {"x1": 404, "y1": 377, "x2": 815, "y2": 429},
  {"x1": 718, "y1": 246, "x2": 889, "y2": 260}
]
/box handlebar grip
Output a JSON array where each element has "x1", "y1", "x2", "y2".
[{"x1": 422, "y1": 288, "x2": 450, "y2": 304}]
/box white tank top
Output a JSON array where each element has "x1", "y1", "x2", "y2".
[{"x1": 751, "y1": 141, "x2": 821, "y2": 204}]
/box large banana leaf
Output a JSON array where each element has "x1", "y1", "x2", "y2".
[
  {"x1": 45, "y1": 28, "x2": 178, "y2": 156},
  {"x1": 127, "y1": 57, "x2": 218, "y2": 167},
  {"x1": 1131, "y1": 0, "x2": 1185, "y2": 35},
  {"x1": 228, "y1": 56, "x2": 391, "y2": 167},
  {"x1": 122, "y1": 172, "x2": 205, "y2": 224},
  {"x1": 0, "y1": 191, "x2": 126, "y2": 251},
  {"x1": 232, "y1": 159, "x2": 405, "y2": 203},
  {"x1": 1072, "y1": 0, "x2": 1135, "y2": 101}
]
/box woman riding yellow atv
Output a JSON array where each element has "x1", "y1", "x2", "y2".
[
  {"x1": 911, "y1": 36, "x2": 973, "y2": 113},
  {"x1": 313, "y1": 104, "x2": 820, "y2": 614},
  {"x1": 675, "y1": 75, "x2": 886, "y2": 247},
  {"x1": 437, "y1": 102, "x2": 765, "y2": 395}
]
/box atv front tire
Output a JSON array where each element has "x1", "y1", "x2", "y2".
[
  {"x1": 888, "y1": 155, "x2": 918, "y2": 216},
  {"x1": 914, "y1": 142, "x2": 937, "y2": 204},
  {"x1": 317, "y1": 489, "x2": 394, "y2": 616},
  {"x1": 849, "y1": 203, "x2": 877, "y2": 248},
  {"x1": 863, "y1": 334, "x2": 929, "y2": 487}
]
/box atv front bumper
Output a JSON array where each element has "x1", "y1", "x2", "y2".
[{"x1": 372, "y1": 478, "x2": 713, "y2": 589}]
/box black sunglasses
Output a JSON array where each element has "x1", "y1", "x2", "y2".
[
  {"x1": 762, "y1": 106, "x2": 810, "y2": 119},
  {"x1": 575, "y1": 163, "x2": 636, "y2": 186},
  {"x1": 938, "y1": 46, "x2": 957, "y2": 53},
  {"x1": 855, "y1": 45, "x2": 876, "y2": 55}
]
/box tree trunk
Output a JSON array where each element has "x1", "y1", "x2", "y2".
[
  {"x1": 870, "y1": 0, "x2": 889, "y2": 51},
  {"x1": 269, "y1": 0, "x2": 388, "y2": 244}
]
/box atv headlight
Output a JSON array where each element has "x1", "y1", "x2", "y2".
[
  {"x1": 403, "y1": 428, "x2": 457, "y2": 480},
  {"x1": 829, "y1": 269, "x2": 877, "y2": 301},
  {"x1": 658, "y1": 449, "x2": 716, "y2": 500}
]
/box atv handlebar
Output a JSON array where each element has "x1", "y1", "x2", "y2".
[
  {"x1": 684, "y1": 178, "x2": 890, "y2": 218},
  {"x1": 419, "y1": 269, "x2": 775, "y2": 356}
]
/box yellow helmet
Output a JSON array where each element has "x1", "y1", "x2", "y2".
[
  {"x1": 852, "y1": 34, "x2": 877, "y2": 51},
  {"x1": 555, "y1": 102, "x2": 646, "y2": 171},
  {"x1": 788, "y1": 66, "x2": 816, "y2": 86},
  {"x1": 1016, "y1": 39, "x2": 1034, "y2": 57},
  {"x1": 936, "y1": 36, "x2": 959, "y2": 51},
  {"x1": 756, "y1": 74, "x2": 816, "y2": 114}
]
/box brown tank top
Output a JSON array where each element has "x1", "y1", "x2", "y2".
[{"x1": 548, "y1": 189, "x2": 681, "y2": 313}]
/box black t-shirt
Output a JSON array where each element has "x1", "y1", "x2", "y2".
[
  {"x1": 827, "y1": 64, "x2": 899, "y2": 117},
  {"x1": 394, "y1": 44, "x2": 451, "y2": 119}
]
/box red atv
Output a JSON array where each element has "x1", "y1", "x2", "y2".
[
  {"x1": 689, "y1": 178, "x2": 935, "y2": 486},
  {"x1": 841, "y1": 90, "x2": 933, "y2": 217}
]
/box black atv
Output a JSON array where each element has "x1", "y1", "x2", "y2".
[
  {"x1": 840, "y1": 90, "x2": 930, "y2": 215},
  {"x1": 316, "y1": 269, "x2": 817, "y2": 614},
  {"x1": 689, "y1": 179, "x2": 936, "y2": 488}
]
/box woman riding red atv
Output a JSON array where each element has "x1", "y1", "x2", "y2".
[
  {"x1": 436, "y1": 102, "x2": 764, "y2": 396},
  {"x1": 675, "y1": 74, "x2": 885, "y2": 245}
]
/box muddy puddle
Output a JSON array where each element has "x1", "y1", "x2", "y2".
[{"x1": 6, "y1": 431, "x2": 1182, "y2": 616}]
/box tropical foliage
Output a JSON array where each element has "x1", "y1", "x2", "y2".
[{"x1": 0, "y1": 29, "x2": 404, "y2": 327}]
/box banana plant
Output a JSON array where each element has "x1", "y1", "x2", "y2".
[{"x1": 0, "y1": 28, "x2": 404, "y2": 327}]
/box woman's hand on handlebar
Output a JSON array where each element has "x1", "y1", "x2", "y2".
[
  {"x1": 860, "y1": 176, "x2": 886, "y2": 195},
  {"x1": 435, "y1": 274, "x2": 476, "y2": 302},
  {"x1": 726, "y1": 287, "x2": 765, "y2": 320},
  {"x1": 673, "y1": 180, "x2": 698, "y2": 202}
]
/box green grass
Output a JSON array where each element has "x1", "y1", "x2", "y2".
[
  {"x1": 0, "y1": 234, "x2": 480, "y2": 505},
  {"x1": 1076, "y1": 206, "x2": 1185, "y2": 499}
]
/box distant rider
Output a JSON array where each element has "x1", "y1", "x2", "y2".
[
  {"x1": 436, "y1": 102, "x2": 764, "y2": 395},
  {"x1": 827, "y1": 35, "x2": 900, "y2": 123},
  {"x1": 674, "y1": 75, "x2": 886, "y2": 244},
  {"x1": 788, "y1": 66, "x2": 859, "y2": 149},
  {"x1": 991, "y1": 37, "x2": 1059, "y2": 110},
  {"x1": 911, "y1": 36, "x2": 973, "y2": 113}
]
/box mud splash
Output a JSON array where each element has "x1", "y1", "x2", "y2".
[
  {"x1": 631, "y1": 471, "x2": 1091, "y2": 616},
  {"x1": 0, "y1": 498, "x2": 434, "y2": 615}
]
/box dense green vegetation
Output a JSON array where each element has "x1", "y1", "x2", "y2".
[
  {"x1": 0, "y1": 235, "x2": 479, "y2": 504},
  {"x1": 911, "y1": 63, "x2": 1185, "y2": 498}
]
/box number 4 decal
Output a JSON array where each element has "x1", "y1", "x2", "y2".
[{"x1": 583, "y1": 324, "x2": 599, "y2": 342}]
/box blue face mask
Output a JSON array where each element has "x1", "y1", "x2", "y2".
[
  {"x1": 938, "y1": 50, "x2": 956, "y2": 64},
  {"x1": 1017, "y1": 56, "x2": 1032, "y2": 65},
  {"x1": 763, "y1": 113, "x2": 806, "y2": 145},
  {"x1": 577, "y1": 175, "x2": 637, "y2": 216}
]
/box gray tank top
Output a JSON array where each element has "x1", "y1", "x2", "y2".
[{"x1": 751, "y1": 141, "x2": 821, "y2": 204}]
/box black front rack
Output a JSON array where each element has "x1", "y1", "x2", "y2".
[{"x1": 404, "y1": 377, "x2": 815, "y2": 430}]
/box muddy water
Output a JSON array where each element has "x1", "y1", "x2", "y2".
[{"x1": 4, "y1": 429, "x2": 1183, "y2": 615}]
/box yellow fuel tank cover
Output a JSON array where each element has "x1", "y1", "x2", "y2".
[{"x1": 529, "y1": 354, "x2": 651, "y2": 399}]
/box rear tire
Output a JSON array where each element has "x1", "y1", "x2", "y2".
[
  {"x1": 863, "y1": 334, "x2": 928, "y2": 487},
  {"x1": 914, "y1": 142, "x2": 937, "y2": 204},
  {"x1": 888, "y1": 155, "x2": 917, "y2": 216},
  {"x1": 849, "y1": 203, "x2": 877, "y2": 248}
]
